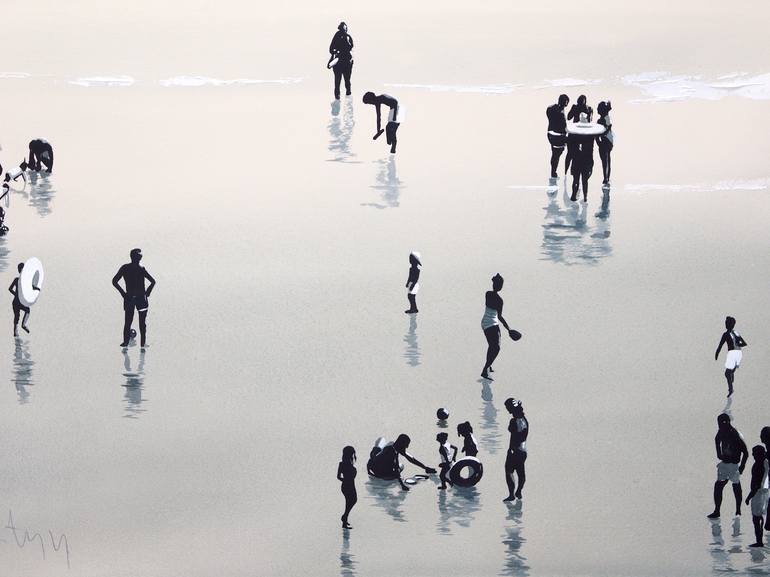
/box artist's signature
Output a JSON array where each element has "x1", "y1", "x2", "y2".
[{"x1": 0, "y1": 509, "x2": 70, "y2": 569}]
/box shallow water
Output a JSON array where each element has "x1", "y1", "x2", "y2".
[{"x1": 2, "y1": 1, "x2": 770, "y2": 576}]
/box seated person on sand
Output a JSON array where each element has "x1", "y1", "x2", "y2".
[{"x1": 367, "y1": 434, "x2": 436, "y2": 491}]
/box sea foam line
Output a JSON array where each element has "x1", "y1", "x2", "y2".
[{"x1": 159, "y1": 76, "x2": 302, "y2": 87}]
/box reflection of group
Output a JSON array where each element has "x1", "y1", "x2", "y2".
[{"x1": 546, "y1": 94, "x2": 614, "y2": 201}]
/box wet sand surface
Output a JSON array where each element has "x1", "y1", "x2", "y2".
[{"x1": 1, "y1": 1, "x2": 770, "y2": 575}]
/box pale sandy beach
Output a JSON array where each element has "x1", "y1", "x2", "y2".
[{"x1": 1, "y1": 1, "x2": 770, "y2": 576}]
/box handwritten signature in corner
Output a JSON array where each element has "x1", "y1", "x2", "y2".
[{"x1": 2, "y1": 509, "x2": 71, "y2": 569}]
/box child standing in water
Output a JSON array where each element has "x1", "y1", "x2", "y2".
[
  {"x1": 405, "y1": 251, "x2": 421, "y2": 314},
  {"x1": 436, "y1": 432, "x2": 458, "y2": 490},
  {"x1": 715, "y1": 316, "x2": 747, "y2": 397},
  {"x1": 337, "y1": 446, "x2": 357, "y2": 529}
]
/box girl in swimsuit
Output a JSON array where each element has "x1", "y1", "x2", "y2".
[
  {"x1": 405, "y1": 252, "x2": 421, "y2": 314},
  {"x1": 337, "y1": 446, "x2": 357, "y2": 529},
  {"x1": 457, "y1": 421, "x2": 479, "y2": 457},
  {"x1": 481, "y1": 273, "x2": 518, "y2": 380}
]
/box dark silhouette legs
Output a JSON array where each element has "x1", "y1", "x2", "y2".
[
  {"x1": 386, "y1": 122, "x2": 399, "y2": 154},
  {"x1": 341, "y1": 487, "x2": 357, "y2": 528},
  {"x1": 123, "y1": 307, "x2": 148, "y2": 347},
  {"x1": 709, "y1": 480, "x2": 741, "y2": 518},
  {"x1": 12, "y1": 303, "x2": 30, "y2": 336},
  {"x1": 333, "y1": 62, "x2": 353, "y2": 99},
  {"x1": 571, "y1": 166, "x2": 592, "y2": 201},
  {"x1": 439, "y1": 464, "x2": 451, "y2": 490},
  {"x1": 406, "y1": 293, "x2": 418, "y2": 314},
  {"x1": 550, "y1": 147, "x2": 564, "y2": 178},
  {"x1": 599, "y1": 144, "x2": 612, "y2": 184},
  {"x1": 481, "y1": 326, "x2": 501, "y2": 379},
  {"x1": 504, "y1": 451, "x2": 526, "y2": 501},
  {"x1": 752, "y1": 514, "x2": 764, "y2": 547},
  {"x1": 725, "y1": 368, "x2": 736, "y2": 397}
]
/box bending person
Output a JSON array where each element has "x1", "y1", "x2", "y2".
[
  {"x1": 367, "y1": 434, "x2": 436, "y2": 491},
  {"x1": 28, "y1": 139, "x2": 54, "y2": 173},
  {"x1": 546, "y1": 94, "x2": 569, "y2": 178},
  {"x1": 328, "y1": 22, "x2": 354, "y2": 100},
  {"x1": 481, "y1": 273, "x2": 518, "y2": 380},
  {"x1": 715, "y1": 316, "x2": 747, "y2": 397},
  {"x1": 112, "y1": 248, "x2": 156, "y2": 348},
  {"x1": 503, "y1": 398, "x2": 529, "y2": 502},
  {"x1": 363, "y1": 92, "x2": 400, "y2": 154},
  {"x1": 707, "y1": 413, "x2": 748, "y2": 518}
]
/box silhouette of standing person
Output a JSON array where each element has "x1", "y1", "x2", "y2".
[
  {"x1": 363, "y1": 92, "x2": 400, "y2": 154},
  {"x1": 112, "y1": 249, "x2": 156, "y2": 348},
  {"x1": 337, "y1": 446, "x2": 357, "y2": 529},
  {"x1": 546, "y1": 94, "x2": 569, "y2": 178},
  {"x1": 28, "y1": 139, "x2": 54, "y2": 173},
  {"x1": 745, "y1": 445, "x2": 768, "y2": 547},
  {"x1": 367, "y1": 434, "x2": 436, "y2": 491},
  {"x1": 570, "y1": 112, "x2": 596, "y2": 202},
  {"x1": 8, "y1": 262, "x2": 39, "y2": 336},
  {"x1": 564, "y1": 95, "x2": 589, "y2": 174},
  {"x1": 760, "y1": 427, "x2": 770, "y2": 530},
  {"x1": 405, "y1": 251, "x2": 421, "y2": 314},
  {"x1": 457, "y1": 421, "x2": 479, "y2": 457},
  {"x1": 329, "y1": 22, "x2": 354, "y2": 100},
  {"x1": 708, "y1": 413, "x2": 748, "y2": 519},
  {"x1": 503, "y1": 398, "x2": 528, "y2": 502},
  {"x1": 715, "y1": 316, "x2": 747, "y2": 397},
  {"x1": 481, "y1": 274, "x2": 519, "y2": 380},
  {"x1": 596, "y1": 101, "x2": 614, "y2": 185}
]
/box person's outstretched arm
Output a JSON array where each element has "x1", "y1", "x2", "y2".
[
  {"x1": 8, "y1": 279, "x2": 16, "y2": 296},
  {"x1": 402, "y1": 451, "x2": 436, "y2": 474},
  {"x1": 375, "y1": 104, "x2": 382, "y2": 134},
  {"x1": 112, "y1": 269, "x2": 126, "y2": 297},
  {"x1": 450, "y1": 444, "x2": 458, "y2": 462},
  {"x1": 737, "y1": 334, "x2": 748, "y2": 347},
  {"x1": 144, "y1": 270, "x2": 156, "y2": 297},
  {"x1": 47, "y1": 147, "x2": 54, "y2": 172},
  {"x1": 715, "y1": 333, "x2": 727, "y2": 360}
]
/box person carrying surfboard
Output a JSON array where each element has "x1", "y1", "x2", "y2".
[
  {"x1": 328, "y1": 22, "x2": 354, "y2": 100},
  {"x1": 363, "y1": 92, "x2": 401, "y2": 154}
]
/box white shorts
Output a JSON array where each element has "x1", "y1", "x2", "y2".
[
  {"x1": 717, "y1": 461, "x2": 741, "y2": 484},
  {"x1": 408, "y1": 283, "x2": 419, "y2": 295},
  {"x1": 725, "y1": 350, "x2": 742, "y2": 370},
  {"x1": 751, "y1": 489, "x2": 769, "y2": 517}
]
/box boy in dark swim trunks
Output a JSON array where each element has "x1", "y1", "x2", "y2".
[{"x1": 112, "y1": 248, "x2": 156, "y2": 347}]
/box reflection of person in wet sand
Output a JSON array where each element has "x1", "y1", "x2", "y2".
[
  {"x1": 363, "y1": 92, "x2": 400, "y2": 154},
  {"x1": 9, "y1": 262, "x2": 40, "y2": 336},
  {"x1": 112, "y1": 249, "x2": 156, "y2": 348},
  {"x1": 337, "y1": 446, "x2": 357, "y2": 529},
  {"x1": 367, "y1": 434, "x2": 436, "y2": 491},
  {"x1": 503, "y1": 398, "x2": 528, "y2": 502},
  {"x1": 708, "y1": 413, "x2": 748, "y2": 519},
  {"x1": 715, "y1": 316, "x2": 747, "y2": 397},
  {"x1": 481, "y1": 274, "x2": 519, "y2": 380},
  {"x1": 744, "y1": 445, "x2": 767, "y2": 547}
]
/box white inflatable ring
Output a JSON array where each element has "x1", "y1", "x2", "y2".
[
  {"x1": 19, "y1": 257, "x2": 44, "y2": 307},
  {"x1": 567, "y1": 123, "x2": 605, "y2": 136},
  {"x1": 449, "y1": 457, "x2": 484, "y2": 488}
]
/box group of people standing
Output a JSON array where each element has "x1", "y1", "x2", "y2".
[
  {"x1": 546, "y1": 94, "x2": 614, "y2": 201},
  {"x1": 708, "y1": 415, "x2": 770, "y2": 548}
]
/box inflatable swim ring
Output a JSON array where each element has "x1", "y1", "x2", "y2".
[
  {"x1": 566, "y1": 122, "x2": 605, "y2": 136},
  {"x1": 449, "y1": 457, "x2": 483, "y2": 488},
  {"x1": 19, "y1": 257, "x2": 44, "y2": 307}
]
